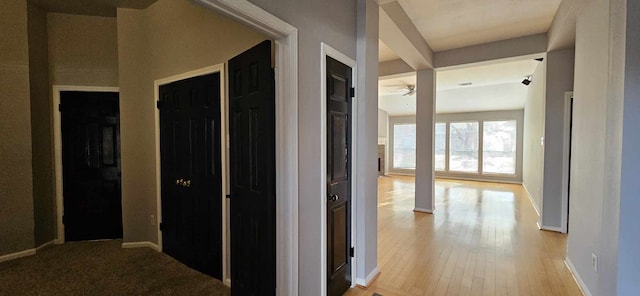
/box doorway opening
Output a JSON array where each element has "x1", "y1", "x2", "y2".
[
  {"x1": 53, "y1": 86, "x2": 122, "y2": 243},
  {"x1": 561, "y1": 92, "x2": 574, "y2": 233}
]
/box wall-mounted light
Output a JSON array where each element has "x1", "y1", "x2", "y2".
[{"x1": 522, "y1": 75, "x2": 532, "y2": 86}]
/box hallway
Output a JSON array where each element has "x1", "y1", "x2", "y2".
[{"x1": 346, "y1": 176, "x2": 582, "y2": 296}]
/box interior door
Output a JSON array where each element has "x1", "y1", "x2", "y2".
[
  {"x1": 229, "y1": 40, "x2": 276, "y2": 295},
  {"x1": 61, "y1": 91, "x2": 122, "y2": 242},
  {"x1": 326, "y1": 56, "x2": 353, "y2": 296},
  {"x1": 159, "y1": 73, "x2": 222, "y2": 279}
]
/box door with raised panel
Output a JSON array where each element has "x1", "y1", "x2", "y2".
[
  {"x1": 326, "y1": 56, "x2": 353, "y2": 296},
  {"x1": 228, "y1": 40, "x2": 276, "y2": 296},
  {"x1": 159, "y1": 73, "x2": 222, "y2": 279}
]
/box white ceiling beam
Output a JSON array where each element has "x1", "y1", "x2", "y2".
[
  {"x1": 379, "y1": 59, "x2": 413, "y2": 79},
  {"x1": 434, "y1": 33, "x2": 548, "y2": 69},
  {"x1": 547, "y1": 0, "x2": 593, "y2": 51},
  {"x1": 379, "y1": 1, "x2": 433, "y2": 70}
]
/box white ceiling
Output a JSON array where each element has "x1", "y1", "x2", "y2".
[
  {"x1": 379, "y1": 59, "x2": 541, "y2": 115},
  {"x1": 397, "y1": 0, "x2": 562, "y2": 51}
]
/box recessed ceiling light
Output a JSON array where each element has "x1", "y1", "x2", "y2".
[{"x1": 458, "y1": 82, "x2": 472, "y2": 86}]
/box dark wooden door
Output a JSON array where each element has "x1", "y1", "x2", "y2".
[
  {"x1": 61, "y1": 91, "x2": 122, "y2": 242},
  {"x1": 229, "y1": 40, "x2": 276, "y2": 295},
  {"x1": 326, "y1": 56, "x2": 353, "y2": 296},
  {"x1": 159, "y1": 73, "x2": 222, "y2": 279}
]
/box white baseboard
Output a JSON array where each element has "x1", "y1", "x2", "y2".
[
  {"x1": 223, "y1": 278, "x2": 231, "y2": 287},
  {"x1": 0, "y1": 248, "x2": 36, "y2": 263},
  {"x1": 565, "y1": 258, "x2": 592, "y2": 296},
  {"x1": 537, "y1": 223, "x2": 563, "y2": 233},
  {"x1": 355, "y1": 266, "x2": 380, "y2": 287},
  {"x1": 121, "y1": 241, "x2": 160, "y2": 252},
  {"x1": 36, "y1": 240, "x2": 56, "y2": 251},
  {"x1": 414, "y1": 207, "x2": 435, "y2": 214},
  {"x1": 522, "y1": 184, "x2": 541, "y2": 217}
]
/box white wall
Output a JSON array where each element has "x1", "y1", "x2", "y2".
[
  {"x1": 522, "y1": 60, "x2": 546, "y2": 215},
  {"x1": 378, "y1": 108, "x2": 388, "y2": 139},
  {"x1": 378, "y1": 108, "x2": 389, "y2": 175}
]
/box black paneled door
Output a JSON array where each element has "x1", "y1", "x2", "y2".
[
  {"x1": 61, "y1": 91, "x2": 123, "y2": 242},
  {"x1": 229, "y1": 40, "x2": 276, "y2": 295},
  {"x1": 159, "y1": 73, "x2": 222, "y2": 279},
  {"x1": 326, "y1": 56, "x2": 353, "y2": 296}
]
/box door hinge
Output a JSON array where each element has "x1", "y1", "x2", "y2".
[
  {"x1": 226, "y1": 194, "x2": 231, "y2": 199},
  {"x1": 350, "y1": 87, "x2": 355, "y2": 98},
  {"x1": 62, "y1": 215, "x2": 65, "y2": 224},
  {"x1": 58, "y1": 103, "x2": 63, "y2": 112},
  {"x1": 159, "y1": 222, "x2": 165, "y2": 231},
  {"x1": 350, "y1": 246, "x2": 354, "y2": 257},
  {"x1": 156, "y1": 100, "x2": 162, "y2": 110}
]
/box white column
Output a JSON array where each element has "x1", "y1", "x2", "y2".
[
  {"x1": 414, "y1": 69, "x2": 436, "y2": 213},
  {"x1": 355, "y1": 0, "x2": 379, "y2": 286}
]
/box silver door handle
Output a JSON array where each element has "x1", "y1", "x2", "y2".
[{"x1": 328, "y1": 194, "x2": 339, "y2": 201}]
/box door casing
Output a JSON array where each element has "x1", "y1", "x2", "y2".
[
  {"x1": 320, "y1": 42, "x2": 358, "y2": 294},
  {"x1": 194, "y1": 1, "x2": 301, "y2": 292},
  {"x1": 53, "y1": 85, "x2": 120, "y2": 244}
]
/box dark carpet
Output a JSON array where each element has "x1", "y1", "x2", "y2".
[{"x1": 0, "y1": 240, "x2": 229, "y2": 296}]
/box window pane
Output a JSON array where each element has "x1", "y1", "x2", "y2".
[
  {"x1": 435, "y1": 123, "x2": 446, "y2": 171},
  {"x1": 449, "y1": 122, "x2": 479, "y2": 172},
  {"x1": 483, "y1": 120, "x2": 517, "y2": 174},
  {"x1": 393, "y1": 124, "x2": 416, "y2": 169}
]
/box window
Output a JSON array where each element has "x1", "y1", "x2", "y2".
[
  {"x1": 393, "y1": 124, "x2": 416, "y2": 169},
  {"x1": 483, "y1": 120, "x2": 517, "y2": 174},
  {"x1": 449, "y1": 122, "x2": 479, "y2": 173},
  {"x1": 434, "y1": 123, "x2": 446, "y2": 171}
]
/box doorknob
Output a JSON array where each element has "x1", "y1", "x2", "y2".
[
  {"x1": 175, "y1": 179, "x2": 191, "y2": 187},
  {"x1": 328, "y1": 194, "x2": 339, "y2": 202}
]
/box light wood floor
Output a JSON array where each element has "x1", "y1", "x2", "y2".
[{"x1": 345, "y1": 176, "x2": 582, "y2": 296}]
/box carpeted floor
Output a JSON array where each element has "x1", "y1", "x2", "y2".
[{"x1": 0, "y1": 240, "x2": 229, "y2": 296}]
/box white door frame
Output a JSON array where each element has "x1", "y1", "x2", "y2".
[
  {"x1": 153, "y1": 64, "x2": 227, "y2": 282},
  {"x1": 52, "y1": 85, "x2": 121, "y2": 244},
  {"x1": 561, "y1": 91, "x2": 574, "y2": 234},
  {"x1": 193, "y1": 1, "x2": 299, "y2": 294},
  {"x1": 320, "y1": 42, "x2": 359, "y2": 295}
]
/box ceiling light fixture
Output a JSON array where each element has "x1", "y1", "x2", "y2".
[{"x1": 522, "y1": 75, "x2": 532, "y2": 86}]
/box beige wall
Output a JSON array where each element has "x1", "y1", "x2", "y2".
[
  {"x1": 28, "y1": 2, "x2": 55, "y2": 247},
  {"x1": 48, "y1": 13, "x2": 119, "y2": 87},
  {"x1": 0, "y1": 0, "x2": 35, "y2": 256},
  {"x1": 116, "y1": 0, "x2": 267, "y2": 246}
]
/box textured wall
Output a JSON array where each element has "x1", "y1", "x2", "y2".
[
  {"x1": 567, "y1": 0, "x2": 612, "y2": 293},
  {"x1": 28, "y1": 2, "x2": 55, "y2": 247},
  {"x1": 541, "y1": 48, "x2": 574, "y2": 229},
  {"x1": 0, "y1": 0, "x2": 35, "y2": 256},
  {"x1": 522, "y1": 60, "x2": 546, "y2": 215},
  {"x1": 47, "y1": 13, "x2": 119, "y2": 87}
]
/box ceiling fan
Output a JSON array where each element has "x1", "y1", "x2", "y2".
[{"x1": 385, "y1": 84, "x2": 416, "y2": 96}]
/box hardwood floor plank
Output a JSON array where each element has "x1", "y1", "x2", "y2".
[{"x1": 344, "y1": 176, "x2": 582, "y2": 296}]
